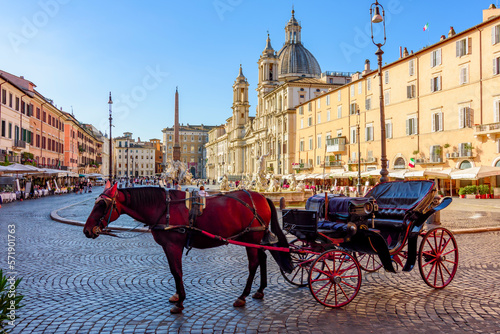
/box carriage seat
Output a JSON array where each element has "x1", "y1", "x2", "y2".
[{"x1": 365, "y1": 180, "x2": 436, "y2": 229}]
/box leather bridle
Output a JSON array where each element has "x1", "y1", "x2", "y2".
[{"x1": 93, "y1": 192, "x2": 118, "y2": 235}]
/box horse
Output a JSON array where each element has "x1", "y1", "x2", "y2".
[{"x1": 83, "y1": 182, "x2": 293, "y2": 314}]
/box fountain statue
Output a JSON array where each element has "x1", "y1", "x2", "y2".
[
  {"x1": 162, "y1": 159, "x2": 194, "y2": 185},
  {"x1": 220, "y1": 174, "x2": 230, "y2": 191},
  {"x1": 288, "y1": 174, "x2": 297, "y2": 191}
]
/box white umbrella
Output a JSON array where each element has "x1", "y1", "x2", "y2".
[
  {"x1": 450, "y1": 166, "x2": 500, "y2": 180},
  {"x1": 403, "y1": 169, "x2": 426, "y2": 178},
  {"x1": 0, "y1": 163, "x2": 43, "y2": 174},
  {"x1": 388, "y1": 169, "x2": 409, "y2": 179}
]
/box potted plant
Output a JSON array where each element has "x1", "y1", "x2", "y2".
[
  {"x1": 464, "y1": 185, "x2": 477, "y2": 199},
  {"x1": 478, "y1": 185, "x2": 489, "y2": 199},
  {"x1": 458, "y1": 187, "x2": 466, "y2": 198},
  {"x1": 438, "y1": 190, "x2": 444, "y2": 197},
  {"x1": 490, "y1": 188, "x2": 495, "y2": 199}
]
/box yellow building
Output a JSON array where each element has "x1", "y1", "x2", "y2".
[{"x1": 295, "y1": 5, "x2": 500, "y2": 193}]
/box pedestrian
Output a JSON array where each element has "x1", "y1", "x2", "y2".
[{"x1": 199, "y1": 186, "x2": 207, "y2": 197}]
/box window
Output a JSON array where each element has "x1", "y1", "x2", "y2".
[
  {"x1": 394, "y1": 157, "x2": 406, "y2": 169},
  {"x1": 385, "y1": 121, "x2": 393, "y2": 139},
  {"x1": 459, "y1": 65, "x2": 469, "y2": 84},
  {"x1": 431, "y1": 48, "x2": 442, "y2": 67},
  {"x1": 317, "y1": 134, "x2": 322, "y2": 149},
  {"x1": 409, "y1": 59, "x2": 415, "y2": 76},
  {"x1": 406, "y1": 117, "x2": 418, "y2": 135},
  {"x1": 307, "y1": 116, "x2": 312, "y2": 126},
  {"x1": 497, "y1": 139, "x2": 500, "y2": 154},
  {"x1": 317, "y1": 99, "x2": 321, "y2": 109},
  {"x1": 456, "y1": 38, "x2": 470, "y2": 57},
  {"x1": 459, "y1": 107, "x2": 472, "y2": 128},
  {"x1": 1, "y1": 120, "x2": 5, "y2": 137},
  {"x1": 432, "y1": 112, "x2": 443, "y2": 132},
  {"x1": 349, "y1": 102, "x2": 357, "y2": 115},
  {"x1": 431, "y1": 76, "x2": 441, "y2": 92},
  {"x1": 350, "y1": 126, "x2": 357, "y2": 144},
  {"x1": 299, "y1": 106, "x2": 304, "y2": 115},
  {"x1": 15, "y1": 97, "x2": 19, "y2": 111},
  {"x1": 317, "y1": 113, "x2": 321, "y2": 124},
  {"x1": 365, "y1": 97, "x2": 371, "y2": 110},
  {"x1": 316, "y1": 156, "x2": 321, "y2": 165},
  {"x1": 350, "y1": 85, "x2": 355, "y2": 97},
  {"x1": 308, "y1": 137, "x2": 313, "y2": 150},
  {"x1": 430, "y1": 145, "x2": 442, "y2": 162},
  {"x1": 338, "y1": 91, "x2": 341, "y2": 101},
  {"x1": 300, "y1": 119, "x2": 304, "y2": 129},
  {"x1": 326, "y1": 95, "x2": 330, "y2": 106},
  {"x1": 326, "y1": 109, "x2": 331, "y2": 121},
  {"x1": 8, "y1": 93, "x2": 12, "y2": 108},
  {"x1": 308, "y1": 103, "x2": 312, "y2": 112},
  {"x1": 358, "y1": 82, "x2": 362, "y2": 94},
  {"x1": 384, "y1": 71, "x2": 389, "y2": 84},
  {"x1": 493, "y1": 56, "x2": 500, "y2": 75},
  {"x1": 493, "y1": 24, "x2": 500, "y2": 45},
  {"x1": 337, "y1": 106, "x2": 342, "y2": 119},
  {"x1": 384, "y1": 90, "x2": 390, "y2": 105},
  {"x1": 300, "y1": 140, "x2": 304, "y2": 151},
  {"x1": 407, "y1": 84, "x2": 416, "y2": 98},
  {"x1": 459, "y1": 142, "x2": 473, "y2": 157},
  {"x1": 365, "y1": 123, "x2": 374, "y2": 141},
  {"x1": 367, "y1": 78, "x2": 371, "y2": 91}
]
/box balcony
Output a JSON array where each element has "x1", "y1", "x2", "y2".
[
  {"x1": 474, "y1": 122, "x2": 500, "y2": 139},
  {"x1": 445, "y1": 152, "x2": 475, "y2": 159},
  {"x1": 323, "y1": 160, "x2": 344, "y2": 167},
  {"x1": 415, "y1": 157, "x2": 445, "y2": 165},
  {"x1": 347, "y1": 157, "x2": 378, "y2": 165},
  {"x1": 292, "y1": 163, "x2": 313, "y2": 170},
  {"x1": 13, "y1": 139, "x2": 26, "y2": 149},
  {"x1": 326, "y1": 137, "x2": 346, "y2": 153}
]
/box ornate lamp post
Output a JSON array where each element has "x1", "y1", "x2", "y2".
[
  {"x1": 108, "y1": 92, "x2": 113, "y2": 182},
  {"x1": 370, "y1": 1, "x2": 388, "y2": 183},
  {"x1": 357, "y1": 108, "x2": 362, "y2": 195}
]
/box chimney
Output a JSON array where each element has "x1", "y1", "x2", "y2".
[
  {"x1": 403, "y1": 47, "x2": 409, "y2": 57},
  {"x1": 483, "y1": 4, "x2": 500, "y2": 22},
  {"x1": 362, "y1": 59, "x2": 371, "y2": 76},
  {"x1": 448, "y1": 26, "x2": 456, "y2": 38},
  {"x1": 440, "y1": 35, "x2": 446, "y2": 41}
]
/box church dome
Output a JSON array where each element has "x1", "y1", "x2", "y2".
[
  {"x1": 277, "y1": 44, "x2": 321, "y2": 78},
  {"x1": 277, "y1": 10, "x2": 321, "y2": 79}
]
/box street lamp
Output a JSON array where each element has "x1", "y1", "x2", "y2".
[
  {"x1": 357, "y1": 109, "x2": 362, "y2": 196},
  {"x1": 108, "y1": 92, "x2": 113, "y2": 183},
  {"x1": 370, "y1": 0, "x2": 388, "y2": 183}
]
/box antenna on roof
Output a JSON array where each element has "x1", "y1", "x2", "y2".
[{"x1": 71, "y1": 106, "x2": 74, "y2": 116}]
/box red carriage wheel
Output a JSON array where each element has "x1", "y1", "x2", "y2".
[
  {"x1": 418, "y1": 227, "x2": 458, "y2": 289},
  {"x1": 354, "y1": 252, "x2": 382, "y2": 272},
  {"x1": 308, "y1": 250, "x2": 362, "y2": 308},
  {"x1": 391, "y1": 240, "x2": 409, "y2": 272},
  {"x1": 281, "y1": 239, "x2": 316, "y2": 287}
]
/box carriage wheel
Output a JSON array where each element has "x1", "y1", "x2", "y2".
[
  {"x1": 308, "y1": 250, "x2": 362, "y2": 308},
  {"x1": 354, "y1": 253, "x2": 382, "y2": 272},
  {"x1": 281, "y1": 239, "x2": 316, "y2": 287},
  {"x1": 418, "y1": 227, "x2": 458, "y2": 289},
  {"x1": 392, "y1": 240, "x2": 409, "y2": 272}
]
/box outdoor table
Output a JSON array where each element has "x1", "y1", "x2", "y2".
[{"x1": 0, "y1": 192, "x2": 17, "y2": 203}]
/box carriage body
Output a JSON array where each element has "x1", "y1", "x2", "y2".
[{"x1": 281, "y1": 180, "x2": 458, "y2": 308}]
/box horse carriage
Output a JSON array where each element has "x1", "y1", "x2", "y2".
[
  {"x1": 280, "y1": 180, "x2": 458, "y2": 308},
  {"x1": 84, "y1": 180, "x2": 458, "y2": 313}
]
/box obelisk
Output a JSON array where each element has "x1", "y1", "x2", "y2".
[{"x1": 172, "y1": 87, "x2": 181, "y2": 162}]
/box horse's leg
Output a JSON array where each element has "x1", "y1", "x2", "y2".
[
  {"x1": 233, "y1": 247, "x2": 260, "y2": 307},
  {"x1": 161, "y1": 241, "x2": 186, "y2": 314},
  {"x1": 252, "y1": 249, "x2": 267, "y2": 300}
]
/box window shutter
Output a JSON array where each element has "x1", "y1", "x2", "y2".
[
  {"x1": 468, "y1": 37, "x2": 472, "y2": 55},
  {"x1": 437, "y1": 49, "x2": 441, "y2": 65},
  {"x1": 495, "y1": 100, "x2": 500, "y2": 123},
  {"x1": 412, "y1": 85, "x2": 416, "y2": 97},
  {"x1": 438, "y1": 76, "x2": 441, "y2": 90},
  {"x1": 439, "y1": 112, "x2": 443, "y2": 131},
  {"x1": 493, "y1": 26, "x2": 496, "y2": 45},
  {"x1": 456, "y1": 41, "x2": 460, "y2": 57},
  {"x1": 431, "y1": 52, "x2": 434, "y2": 67},
  {"x1": 467, "y1": 107, "x2": 473, "y2": 127},
  {"x1": 459, "y1": 108, "x2": 464, "y2": 128},
  {"x1": 432, "y1": 113, "x2": 436, "y2": 132},
  {"x1": 413, "y1": 118, "x2": 418, "y2": 135},
  {"x1": 431, "y1": 78, "x2": 435, "y2": 92},
  {"x1": 407, "y1": 86, "x2": 411, "y2": 98},
  {"x1": 494, "y1": 58, "x2": 498, "y2": 75},
  {"x1": 406, "y1": 119, "x2": 410, "y2": 135}
]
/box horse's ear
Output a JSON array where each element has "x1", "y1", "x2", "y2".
[
  {"x1": 109, "y1": 183, "x2": 118, "y2": 197},
  {"x1": 104, "y1": 181, "x2": 111, "y2": 190}
]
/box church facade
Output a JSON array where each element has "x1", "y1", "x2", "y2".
[{"x1": 205, "y1": 10, "x2": 350, "y2": 181}]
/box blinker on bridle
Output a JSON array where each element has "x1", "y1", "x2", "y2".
[{"x1": 93, "y1": 192, "x2": 117, "y2": 235}]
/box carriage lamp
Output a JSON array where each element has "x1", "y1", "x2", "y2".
[{"x1": 370, "y1": 0, "x2": 389, "y2": 183}]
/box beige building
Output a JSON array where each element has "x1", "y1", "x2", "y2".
[
  {"x1": 206, "y1": 10, "x2": 350, "y2": 181},
  {"x1": 114, "y1": 132, "x2": 155, "y2": 178},
  {"x1": 295, "y1": 5, "x2": 500, "y2": 193},
  {"x1": 162, "y1": 124, "x2": 213, "y2": 178}
]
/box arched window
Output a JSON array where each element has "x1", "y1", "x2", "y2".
[
  {"x1": 495, "y1": 160, "x2": 500, "y2": 167},
  {"x1": 394, "y1": 157, "x2": 406, "y2": 169},
  {"x1": 459, "y1": 160, "x2": 472, "y2": 169}
]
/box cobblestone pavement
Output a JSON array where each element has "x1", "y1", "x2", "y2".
[{"x1": 1, "y1": 188, "x2": 500, "y2": 333}]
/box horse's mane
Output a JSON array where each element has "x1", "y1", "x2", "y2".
[{"x1": 119, "y1": 187, "x2": 167, "y2": 208}]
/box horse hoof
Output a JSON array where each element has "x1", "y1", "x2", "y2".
[
  {"x1": 170, "y1": 305, "x2": 184, "y2": 314},
  {"x1": 252, "y1": 291, "x2": 264, "y2": 299},
  {"x1": 169, "y1": 293, "x2": 179, "y2": 303},
  {"x1": 233, "y1": 298, "x2": 246, "y2": 307}
]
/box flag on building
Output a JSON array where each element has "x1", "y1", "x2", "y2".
[
  {"x1": 409, "y1": 158, "x2": 415, "y2": 168},
  {"x1": 423, "y1": 23, "x2": 429, "y2": 31}
]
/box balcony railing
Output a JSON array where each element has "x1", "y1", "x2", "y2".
[
  {"x1": 446, "y1": 151, "x2": 474, "y2": 159},
  {"x1": 323, "y1": 160, "x2": 344, "y2": 167},
  {"x1": 326, "y1": 137, "x2": 346, "y2": 153},
  {"x1": 474, "y1": 122, "x2": 500, "y2": 138},
  {"x1": 415, "y1": 157, "x2": 444, "y2": 164},
  {"x1": 13, "y1": 139, "x2": 26, "y2": 149},
  {"x1": 292, "y1": 163, "x2": 312, "y2": 170},
  {"x1": 347, "y1": 157, "x2": 378, "y2": 164}
]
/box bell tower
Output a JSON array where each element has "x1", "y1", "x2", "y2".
[
  {"x1": 256, "y1": 33, "x2": 279, "y2": 117},
  {"x1": 232, "y1": 65, "x2": 249, "y2": 128}
]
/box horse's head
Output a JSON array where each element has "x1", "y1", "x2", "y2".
[{"x1": 84, "y1": 181, "x2": 120, "y2": 238}]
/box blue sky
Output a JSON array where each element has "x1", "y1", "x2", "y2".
[{"x1": 0, "y1": 0, "x2": 496, "y2": 140}]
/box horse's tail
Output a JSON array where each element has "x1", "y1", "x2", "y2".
[{"x1": 266, "y1": 198, "x2": 294, "y2": 274}]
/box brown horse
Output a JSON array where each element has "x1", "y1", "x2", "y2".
[{"x1": 83, "y1": 183, "x2": 293, "y2": 313}]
